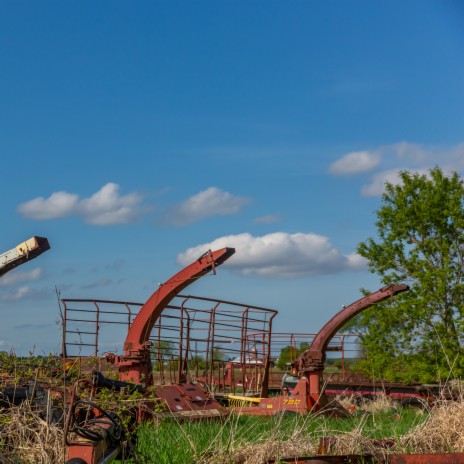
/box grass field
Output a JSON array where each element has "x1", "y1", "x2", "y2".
[
  {"x1": 3, "y1": 389, "x2": 464, "y2": 463},
  {"x1": 123, "y1": 403, "x2": 426, "y2": 464}
]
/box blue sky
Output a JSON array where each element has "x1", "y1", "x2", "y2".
[{"x1": 1, "y1": 1, "x2": 464, "y2": 355}]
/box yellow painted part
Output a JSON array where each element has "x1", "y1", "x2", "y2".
[{"x1": 225, "y1": 394, "x2": 262, "y2": 406}]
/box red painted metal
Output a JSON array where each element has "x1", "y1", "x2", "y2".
[
  {"x1": 154, "y1": 383, "x2": 224, "y2": 419},
  {"x1": 298, "y1": 284, "x2": 409, "y2": 407},
  {"x1": 267, "y1": 457, "x2": 376, "y2": 463},
  {"x1": 115, "y1": 248, "x2": 235, "y2": 384},
  {"x1": 388, "y1": 454, "x2": 464, "y2": 463},
  {"x1": 232, "y1": 285, "x2": 409, "y2": 416},
  {"x1": 125, "y1": 248, "x2": 235, "y2": 353},
  {"x1": 267, "y1": 455, "x2": 464, "y2": 464}
]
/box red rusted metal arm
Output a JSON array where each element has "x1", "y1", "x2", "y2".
[
  {"x1": 123, "y1": 248, "x2": 235, "y2": 354},
  {"x1": 297, "y1": 284, "x2": 409, "y2": 373}
]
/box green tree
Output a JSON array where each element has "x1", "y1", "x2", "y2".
[
  {"x1": 277, "y1": 342, "x2": 309, "y2": 370},
  {"x1": 352, "y1": 167, "x2": 464, "y2": 383}
]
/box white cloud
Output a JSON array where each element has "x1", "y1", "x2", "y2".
[
  {"x1": 17, "y1": 183, "x2": 146, "y2": 225},
  {"x1": 0, "y1": 286, "x2": 32, "y2": 301},
  {"x1": 331, "y1": 142, "x2": 464, "y2": 197},
  {"x1": 361, "y1": 167, "x2": 431, "y2": 197},
  {"x1": 80, "y1": 183, "x2": 144, "y2": 225},
  {"x1": 360, "y1": 169, "x2": 403, "y2": 197},
  {"x1": 165, "y1": 187, "x2": 251, "y2": 226},
  {"x1": 329, "y1": 151, "x2": 381, "y2": 175},
  {"x1": 177, "y1": 232, "x2": 367, "y2": 278},
  {"x1": 392, "y1": 141, "x2": 430, "y2": 164},
  {"x1": 0, "y1": 268, "x2": 43, "y2": 287},
  {"x1": 17, "y1": 191, "x2": 79, "y2": 220},
  {"x1": 0, "y1": 286, "x2": 50, "y2": 301}
]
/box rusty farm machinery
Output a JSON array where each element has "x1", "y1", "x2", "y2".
[
  {"x1": 2, "y1": 241, "x2": 456, "y2": 463},
  {"x1": 58, "y1": 247, "x2": 434, "y2": 463}
]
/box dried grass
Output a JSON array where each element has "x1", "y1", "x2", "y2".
[
  {"x1": 5, "y1": 388, "x2": 464, "y2": 462},
  {"x1": 0, "y1": 401, "x2": 64, "y2": 464},
  {"x1": 226, "y1": 435, "x2": 316, "y2": 464},
  {"x1": 199, "y1": 429, "x2": 317, "y2": 464},
  {"x1": 400, "y1": 396, "x2": 464, "y2": 454}
]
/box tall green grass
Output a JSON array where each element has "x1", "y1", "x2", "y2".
[{"x1": 122, "y1": 407, "x2": 425, "y2": 463}]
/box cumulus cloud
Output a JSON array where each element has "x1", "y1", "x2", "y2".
[
  {"x1": 360, "y1": 169, "x2": 403, "y2": 197},
  {"x1": 18, "y1": 183, "x2": 146, "y2": 225},
  {"x1": 80, "y1": 183, "x2": 144, "y2": 225},
  {"x1": 17, "y1": 191, "x2": 79, "y2": 220},
  {"x1": 165, "y1": 187, "x2": 251, "y2": 226},
  {"x1": 329, "y1": 151, "x2": 381, "y2": 175},
  {"x1": 0, "y1": 268, "x2": 43, "y2": 287},
  {"x1": 331, "y1": 142, "x2": 464, "y2": 196},
  {"x1": 177, "y1": 232, "x2": 367, "y2": 278}
]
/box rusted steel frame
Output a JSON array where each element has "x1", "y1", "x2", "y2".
[
  {"x1": 183, "y1": 309, "x2": 194, "y2": 383},
  {"x1": 156, "y1": 312, "x2": 164, "y2": 384},
  {"x1": 124, "y1": 302, "x2": 134, "y2": 331},
  {"x1": 341, "y1": 335, "x2": 346, "y2": 378},
  {"x1": 297, "y1": 285, "x2": 409, "y2": 399},
  {"x1": 62, "y1": 300, "x2": 69, "y2": 358},
  {"x1": 208, "y1": 302, "x2": 220, "y2": 388},
  {"x1": 62, "y1": 299, "x2": 138, "y2": 357},
  {"x1": 268, "y1": 454, "x2": 464, "y2": 463},
  {"x1": 240, "y1": 308, "x2": 266, "y2": 395},
  {"x1": 388, "y1": 454, "x2": 464, "y2": 463},
  {"x1": 178, "y1": 297, "x2": 193, "y2": 383},
  {"x1": 304, "y1": 285, "x2": 409, "y2": 367},
  {"x1": 169, "y1": 355, "x2": 176, "y2": 384},
  {"x1": 314, "y1": 437, "x2": 464, "y2": 463},
  {"x1": 165, "y1": 305, "x2": 274, "y2": 327},
  {"x1": 290, "y1": 333, "x2": 298, "y2": 366},
  {"x1": 267, "y1": 457, "x2": 376, "y2": 463},
  {"x1": 260, "y1": 309, "x2": 276, "y2": 397},
  {"x1": 123, "y1": 248, "x2": 235, "y2": 354},
  {"x1": 177, "y1": 293, "x2": 279, "y2": 316},
  {"x1": 62, "y1": 298, "x2": 142, "y2": 306},
  {"x1": 240, "y1": 307, "x2": 249, "y2": 390},
  {"x1": 178, "y1": 297, "x2": 186, "y2": 382},
  {"x1": 204, "y1": 303, "x2": 213, "y2": 387},
  {"x1": 93, "y1": 302, "x2": 100, "y2": 357}
]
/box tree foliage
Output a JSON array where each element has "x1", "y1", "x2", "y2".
[
  {"x1": 352, "y1": 167, "x2": 464, "y2": 383},
  {"x1": 277, "y1": 342, "x2": 309, "y2": 370}
]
